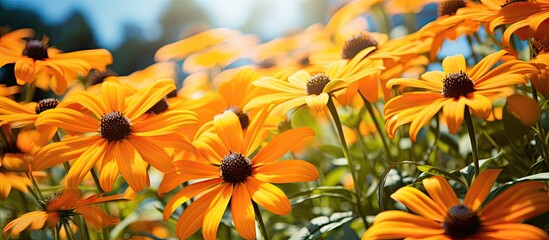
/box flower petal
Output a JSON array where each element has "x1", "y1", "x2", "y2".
[
  {"x1": 3, "y1": 211, "x2": 48, "y2": 236},
  {"x1": 101, "y1": 79, "x2": 126, "y2": 112},
  {"x1": 124, "y1": 79, "x2": 176, "y2": 120},
  {"x1": 231, "y1": 183, "x2": 256, "y2": 240},
  {"x1": 422, "y1": 176, "x2": 459, "y2": 211},
  {"x1": 133, "y1": 110, "x2": 198, "y2": 136},
  {"x1": 202, "y1": 183, "x2": 233, "y2": 240},
  {"x1": 362, "y1": 210, "x2": 445, "y2": 240},
  {"x1": 35, "y1": 108, "x2": 99, "y2": 133},
  {"x1": 254, "y1": 160, "x2": 319, "y2": 183},
  {"x1": 463, "y1": 168, "x2": 502, "y2": 211},
  {"x1": 114, "y1": 140, "x2": 150, "y2": 192},
  {"x1": 33, "y1": 136, "x2": 102, "y2": 170},
  {"x1": 129, "y1": 135, "x2": 174, "y2": 173},
  {"x1": 163, "y1": 178, "x2": 222, "y2": 221},
  {"x1": 391, "y1": 186, "x2": 446, "y2": 222},
  {"x1": 442, "y1": 54, "x2": 466, "y2": 74},
  {"x1": 214, "y1": 111, "x2": 243, "y2": 153},
  {"x1": 66, "y1": 139, "x2": 107, "y2": 189},
  {"x1": 158, "y1": 160, "x2": 220, "y2": 194},
  {"x1": 246, "y1": 176, "x2": 291, "y2": 215},
  {"x1": 175, "y1": 185, "x2": 221, "y2": 239},
  {"x1": 253, "y1": 127, "x2": 315, "y2": 166},
  {"x1": 305, "y1": 93, "x2": 329, "y2": 113},
  {"x1": 475, "y1": 223, "x2": 549, "y2": 240}
]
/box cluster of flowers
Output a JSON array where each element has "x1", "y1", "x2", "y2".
[{"x1": 1, "y1": 0, "x2": 549, "y2": 239}]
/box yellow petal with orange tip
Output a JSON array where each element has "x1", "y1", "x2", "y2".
[
  {"x1": 155, "y1": 28, "x2": 241, "y2": 62},
  {"x1": 362, "y1": 210, "x2": 444, "y2": 240},
  {"x1": 231, "y1": 183, "x2": 256, "y2": 240},
  {"x1": 254, "y1": 160, "x2": 319, "y2": 183},
  {"x1": 245, "y1": 176, "x2": 291, "y2": 216},
  {"x1": 163, "y1": 178, "x2": 222, "y2": 221},
  {"x1": 463, "y1": 168, "x2": 502, "y2": 211},
  {"x1": 391, "y1": 186, "x2": 446, "y2": 222},
  {"x1": 506, "y1": 94, "x2": 540, "y2": 126},
  {"x1": 3, "y1": 211, "x2": 48, "y2": 236},
  {"x1": 128, "y1": 135, "x2": 174, "y2": 173}
]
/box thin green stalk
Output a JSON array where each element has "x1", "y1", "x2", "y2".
[
  {"x1": 28, "y1": 172, "x2": 44, "y2": 202},
  {"x1": 464, "y1": 106, "x2": 480, "y2": 176},
  {"x1": 253, "y1": 202, "x2": 269, "y2": 240},
  {"x1": 90, "y1": 168, "x2": 104, "y2": 193},
  {"x1": 22, "y1": 83, "x2": 36, "y2": 102},
  {"x1": 362, "y1": 94, "x2": 394, "y2": 163},
  {"x1": 466, "y1": 35, "x2": 480, "y2": 63},
  {"x1": 54, "y1": 224, "x2": 61, "y2": 240},
  {"x1": 63, "y1": 221, "x2": 75, "y2": 240},
  {"x1": 404, "y1": 12, "x2": 417, "y2": 33},
  {"x1": 52, "y1": 132, "x2": 72, "y2": 173},
  {"x1": 326, "y1": 99, "x2": 368, "y2": 226},
  {"x1": 530, "y1": 85, "x2": 549, "y2": 168}
]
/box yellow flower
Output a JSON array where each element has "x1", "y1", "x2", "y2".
[
  {"x1": 160, "y1": 106, "x2": 319, "y2": 239},
  {"x1": 245, "y1": 50, "x2": 382, "y2": 115},
  {"x1": 3, "y1": 190, "x2": 125, "y2": 236},
  {"x1": 0, "y1": 37, "x2": 112, "y2": 94},
  {"x1": 384, "y1": 50, "x2": 537, "y2": 141},
  {"x1": 32, "y1": 78, "x2": 198, "y2": 192},
  {"x1": 363, "y1": 169, "x2": 549, "y2": 239}
]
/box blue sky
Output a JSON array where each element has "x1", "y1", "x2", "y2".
[{"x1": 2, "y1": 0, "x2": 304, "y2": 49}]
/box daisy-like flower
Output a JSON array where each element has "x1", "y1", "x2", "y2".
[
  {"x1": 363, "y1": 169, "x2": 549, "y2": 239},
  {"x1": 32, "y1": 78, "x2": 198, "y2": 192},
  {"x1": 384, "y1": 50, "x2": 538, "y2": 141},
  {"x1": 0, "y1": 37, "x2": 112, "y2": 94},
  {"x1": 3, "y1": 190, "x2": 125, "y2": 236},
  {"x1": 244, "y1": 49, "x2": 382, "y2": 115},
  {"x1": 160, "y1": 106, "x2": 319, "y2": 240}
]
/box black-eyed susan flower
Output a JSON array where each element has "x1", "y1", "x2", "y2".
[
  {"x1": 244, "y1": 50, "x2": 383, "y2": 115},
  {"x1": 3, "y1": 190, "x2": 125, "y2": 236},
  {"x1": 32, "y1": 78, "x2": 198, "y2": 192},
  {"x1": 363, "y1": 169, "x2": 549, "y2": 239},
  {"x1": 160, "y1": 106, "x2": 319, "y2": 240},
  {"x1": 384, "y1": 50, "x2": 538, "y2": 141},
  {"x1": 0, "y1": 37, "x2": 112, "y2": 94}
]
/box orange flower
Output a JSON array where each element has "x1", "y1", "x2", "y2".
[
  {"x1": 3, "y1": 190, "x2": 125, "y2": 236},
  {"x1": 385, "y1": 50, "x2": 537, "y2": 141},
  {"x1": 363, "y1": 169, "x2": 549, "y2": 239},
  {"x1": 160, "y1": 106, "x2": 319, "y2": 239},
  {"x1": 32, "y1": 78, "x2": 198, "y2": 192},
  {"x1": 0, "y1": 37, "x2": 112, "y2": 94}
]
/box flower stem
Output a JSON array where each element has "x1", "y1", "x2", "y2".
[
  {"x1": 464, "y1": 106, "x2": 480, "y2": 176},
  {"x1": 326, "y1": 99, "x2": 368, "y2": 226},
  {"x1": 22, "y1": 83, "x2": 36, "y2": 102},
  {"x1": 253, "y1": 202, "x2": 269, "y2": 240},
  {"x1": 63, "y1": 221, "x2": 76, "y2": 240},
  {"x1": 363, "y1": 96, "x2": 394, "y2": 163},
  {"x1": 90, "y1": 167, "x2": 104, "y2": 193}
]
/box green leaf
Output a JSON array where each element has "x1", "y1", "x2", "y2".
[
  {"x1": 417, "y1": 165, "x2": 467, "y2": 188},
  {"x1": 376, "y1": 161, "x2": 416, "y2": 211},
  {"x1": 290, "y1": 186, "x2": 355, "y2": 204},
  {"x1": 289, "y1": 211, "x2": 356, "y2": 240},
  {"x1": 460, "y1": 150, "x2": 504, "y2": 186},
  {"x1": 319, "y1": 145, "x2": 344, "y2": 158}
]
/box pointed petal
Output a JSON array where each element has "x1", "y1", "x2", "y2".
[
  {"x1": 246, "y1": 177, "x2": 291, "y2": 215},
  {"x1": 422, "y1": 176, "x2": 459, "y2": 211},
  {"x1": 202, "y1": 183, "x2": 233, "y2": 240},
  {"x1": 101, "y1": 79, "x2": 126, "y2": 112},
  {"x1": 214, "y1": 111, "x2": 243, "y2": 153},
  {"x1": 441, "y1": 98, "x2": 466, "y2": 134},
  {"x1": 391, "y1": 186, "x2": 446, "y2": 222},
  {"x1": 66, "y1": 139, "x2": 107, "y2": 189},
  {"x1": 254, "y1": 160, "x2": 319, "y2": 183},
  {"x1": 114, "y1": 140, "x2": 150, "y2": 192},
  {"x1": 243, "y1": 104, "x2": 274, "y2": 156},
  {"x1": 98, "y1": 153, "x2": 119, "y2": 193},
  {"x1": 76, "y1": 206, "x2": 119, "y2": 229},
  {"x1": 35, "y1": 108, "x2": 99, "y2": 133},
  {"x1": 305, "y1": 93, "x2": 329, "y2": 113},
  {"x1": 133, "y1": 110, "x2": 198, "y2": 136},
  {"x1": 253, "y1": 127, "x2": 315, "y2": 166},
  {"x1": 362, "y1": 210, "x2": 444, "y2": 240},
  {"x1": 475, "y1": 223, "x2": 549, "y2": 240},
  {"x1": 158, "y1": 161, "x2": 220, "y2": 194},
  {"x1": 125, "y1": 79, "x2": 176, "y2": 120},
  {"x1": 63, "y1": 91, "x2": 107, "y2": 119},
  {"x1": 175, "y1": 185, "x2": 220, "y2": 239},
  {"x1": 163, "y1": 178, "x2": 222, "y2": 221},
  {"x1": 231, "y1": 183, "x2": 256, "y2": 240},
  {"x1": 33, "y1": 136, "x2": 102, "y2": 170},
  {"x1": 3, "y1": 211, "x2": 48, "y2": 235},
  {"x1": 464, "y1": 169, "x2": 502, "y2": 211},
  {"x1": 129, "y1": 136, "x2": 173, "y2": 173}
]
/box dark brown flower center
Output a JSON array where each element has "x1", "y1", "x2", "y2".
[
  {"x1": 219, "y1": 152, "x2": 252, "y2": 184},
  {"x1": 532, "y1": 38, "x2": 549, "y2": 57},
  {"x1": 443, "y1": 205, "x2": 480, "y2": 239},
  {"x1": 442, "y1": 71, "x2": 475, "y2": 99},
  {"x1": 99, "y1": 111, "x2": 132, "y2": 142},
  {"x1": 225, "y1": 106, "x2": 250, "y2": 129},
  {"x1": 306, "y1": 73, "x2": 331, "y2": 95},
  {"x1": 146, "y1": 97, "x2": 169, "y2": 114},
  {"x1": 258, "y1": 58, "x2": 276, "y2": 68},
  {"x1": 87, "y1": 69, "x2": 118, "y2": 86},
  {"x1": 23, "y1": 40, "x2": 49, "y2": 61},
  {"x1": 166, "y1": 89, "x2": 178, "y2": 98},
  {"x1": 35, "y1": 98, "x2": 59, "y2": 114},
  {"x1": 501, "y1": 0, "x2": 528, "y2": 7},
  {"x1": 298, "y1": 56, "x2": 310, "y2": 66},
  {"x1": 438, "y1": 0, "x2": 466, "y2": 16},
  {"x1": 341, "y1": 33, "x2": 378, "y2": 60}
]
